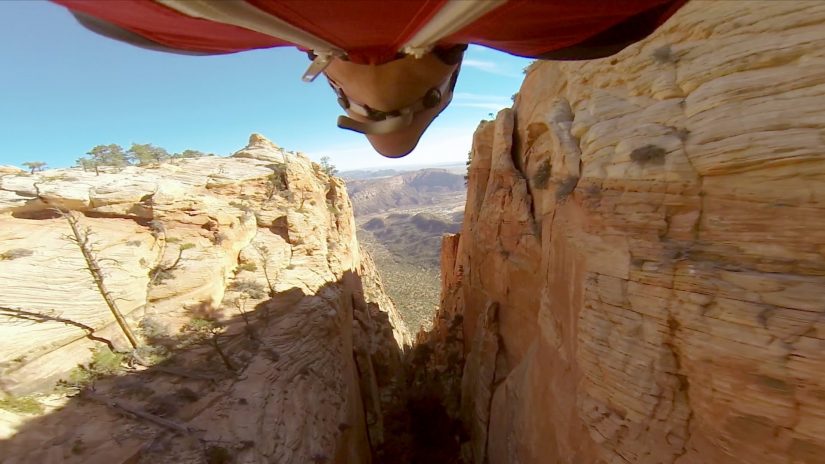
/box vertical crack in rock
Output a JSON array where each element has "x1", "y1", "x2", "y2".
[
  {"x1": 460, "y1": 301, "x2": 500, "y2": 464},
  {"x1": 664, "y1": 311, "x2": 693, "y2": 463}
]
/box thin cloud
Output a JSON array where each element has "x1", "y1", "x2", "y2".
[
  {"x1": 462, "y1": 59, "x2": 497, "y2": 71},
  {"x1": 453, "y1": 92, "x2": 508, "y2": 101},
  {"x1": 452, "y1": 92, "x2": 512, "y2": 111},
  {"x1": 461, "y1": 59, "x2": 521, "y2": 78},
  {"x1": 454, "y1": 102, "x2": 509, "y2": 110}
]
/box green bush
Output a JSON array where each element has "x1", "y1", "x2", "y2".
[
  {"x1": 651, "y1": 44, "x2": 675, "y2": 63},
  {"x1": 238, "y1": 262, "x2": 258, "y2": 272},
  {"x1": 229, "y1": 279, "x2": 266, "y2": 299},
  {"x1": 0, "y1": 395, "x2": 44, "y2": 415},
  {"x1": 532, "y1": 160, "x2": 552, "y2": 189},
  {"x1": 60, "y1": 346, "x2": 126, "y2": 391},
  {"x1": 138, "y1": 317, "x2": 176, "y2": 363},
  {"x1": 630, "y1": 145, "x2": 667, "y2": 165}
]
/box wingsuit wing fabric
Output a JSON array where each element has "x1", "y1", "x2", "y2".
[{"x1": 53, "y1": 0, "x2": 686, "y2": 63}]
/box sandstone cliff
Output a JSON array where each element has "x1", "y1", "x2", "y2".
[
  {"x1": 0, "y1": 134, "x2": 410, "y2": 463},
  {"x1": 425, "y1": 2, "x2": 825, "y2": 463}
]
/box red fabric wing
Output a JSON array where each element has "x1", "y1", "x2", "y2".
[
  {"x1": 444, "y1": 0, "x2": 685, "y2": 58},
  {"x1": 53, "y1": 0, "x2": 290, "y2": 54},
  {"x1": 247, "y1": 0, "x2": 448, "y2": 64},
  {"x1": 53, "y1": 0, "x2": 685, "y2": 61}
]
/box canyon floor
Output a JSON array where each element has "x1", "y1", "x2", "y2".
[{"x1": 344, "y1": 167, "x2": 466, "y2": 333}]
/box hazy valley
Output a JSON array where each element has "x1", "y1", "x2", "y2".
[{"x1": 343, "y1": 167, "x2": 466, "y2": 332}]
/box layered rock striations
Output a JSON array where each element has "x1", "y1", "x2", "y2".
[
  {"x1": 0, "y1": 134, "x2": 410, "y2": 463},
  {"x1": 425, "y1": 2, "x2": 825, "y2": 463}
]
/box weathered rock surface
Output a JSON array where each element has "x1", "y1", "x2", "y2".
[
  {"x1": 425, "y1": 2, "x2": 825, "y2": 463},
  {"x1": 0, "y1": 134, "x2": 410, "y2": 463}
]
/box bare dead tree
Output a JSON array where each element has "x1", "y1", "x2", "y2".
[
  {"x1": 0, "y1": 306, "x2": 115, "y2": 352},
  {"x1": 205, "y1": 323, "x2": 236, "y2": 372},
  {"x1": 138, "y1": 221, "x2": 194, "y2": 319},
  {"x1": 252, "y1": 243, "x2": 277, "y2": 297},
  {"x1": 148, "y1": 241, "x2": 193, "y2": 288},
  {"x1": 227, "y1": 295, "x2": 257, "y2": 341},
  {"x1": 58, "y1": 209, "x2": 140, "y2": 349},
  {"x1": 180, "y1": 307, "x2": 236, "y2": 373},
  {"x1": 80, "y1": 390, "x2": 192, "y2": 435}
]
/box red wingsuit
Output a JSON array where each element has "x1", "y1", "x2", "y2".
[{"x1": 52, "y1": 0, "x2": 687, "y2": 64}]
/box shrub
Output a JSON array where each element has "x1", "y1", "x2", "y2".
[
  {"x1": 87, "y1": 346, "x2": 125, "y2": 376},
  {"x1": 556, "y1": 176, "x2": 579, "y2": 200},
  {"x1": 60, "y1": 346, "x2": 126, "y2": 391},
  {"x1": 180, "y1": 317, "x2": 218, "y2": 339},
  {"x1": 139, "y1": 317, "x2": 170, "y2": 341},
  {"x1": 229, "y1": 279, "x2": 266, "y2": 299},
  {"x1": 673, "y1": 127, "x2": 690, "y2": 141},
  {"x1": 206, "y1": 445, "x2": 232, "y2": 464},
  {"x1": 532, "y1": 159, "x2": 552, "y2": 189},
  {"x1": 651, "y1": 44, "x2": 675, "y2": 63},
  {"x1": 0, "y1": 395, "x2": 44, "y2": 415},
  {"x1": 238, "y1": 262, "x2": 258, "y2": 272},
  {"x1": 229, "y1": 200, "x2": 255, "y2": 213},
  {"x1": 0, "y1": 248, "x2": 33, "y2": 260},
  {"x1": 150, "y1": 267, "x2": 175, "y2": 285},
  {"x1": 630, "y1": 145, "x2": 667, "y2": 165},
  {"x1": 148, "y1": 220, "x2": 166, "y2": 235},
  {"x1": 319, "y1": 156, "x2": 337, "y2": 176},
  {"x1": 22, "y1": 161, "x2": 47, "y2": 174},
  {"x1": 179, "y1": 316, "x2": 236, "y2": 371},
  {"x1": 213, "y1": 232, "x2": 230, "y2": 245},
  {"x1": 138, "y1": 317, "x2": 176, "y2": 363},
  {"x1": 265, "y1": 165, "x2": 288, "y2": 199},
  {"x1": 176, "y1": 387, "x2": 200, "y2": 403}
]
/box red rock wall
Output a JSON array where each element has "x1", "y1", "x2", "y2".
[{"x1": 444, "y1": 2, "x2": 825, "y2": 463}]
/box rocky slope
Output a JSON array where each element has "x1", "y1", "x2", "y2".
[
  {"x1": 363, "y1": 213, "x2": 461, "y2": 269},
  {"x1": 421, "y1": 2, "x2": 825, "y2": 463},
  {"x1": 349, "y1": 168, "x2": 466, "y2": 333},
  {"x1": 0, "y1": 134, "x2": 410, "y2": 463}
]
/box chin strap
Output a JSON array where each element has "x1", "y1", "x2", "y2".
[{"x1": 328, "y1": 68, "x2": 459, "y2": 135}]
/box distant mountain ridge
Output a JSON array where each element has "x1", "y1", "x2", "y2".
[
  {"x1": 346, "y1": 168, "x2": 466, "y2": 215},
  {"x1": 340, "y1": 162, "x2": 465, "y2": 181}
]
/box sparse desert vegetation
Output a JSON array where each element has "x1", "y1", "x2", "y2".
[
  {"x1": 358, "y1": 230, "x2": 443, "y2": 332},
  {"x1": 349, "y1": 168, "x2": 466, "y2": 332}
]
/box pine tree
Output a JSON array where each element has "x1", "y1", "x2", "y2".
[
  {"x1": 172, "y1": 149, "x2": 206, "y2": 159},
  {"x1": 319, "y1": 156, "x2": 338, "y2": 176},
  {"x1": 87, "y1": 144, "x2": 128, "y2": 171},
  {"x1": 22, "y1": 161, "x2": 47, "y2": 174},
  {"x1": 127, "y1": 143, "x2": 169, "y2": 166}
]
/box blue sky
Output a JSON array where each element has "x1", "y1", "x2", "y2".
[{"x1": 0, "y1": 1, "x2": 531, "y2": 170}]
